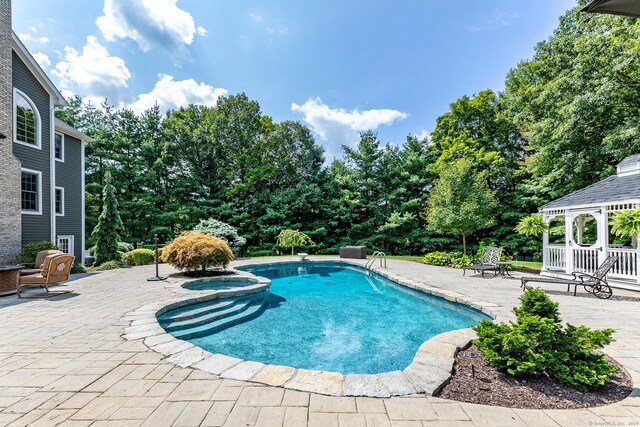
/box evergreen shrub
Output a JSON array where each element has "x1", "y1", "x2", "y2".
[
  {"x1": 473, "y1": 288, "x2": 617, "y2": 391},
  {"x1": 18, "y1": 241, "x2": 58, "y2": 265},
  {"x1": 71, "y1": 263, "x2": 89, "y2": 274},
  {"x1": 192, "y1": 219, "x2": 246, "y2": 254}
]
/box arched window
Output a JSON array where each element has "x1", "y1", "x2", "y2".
[{"x1": 14, "y1": 90, "x2": 40, "y2": 148}]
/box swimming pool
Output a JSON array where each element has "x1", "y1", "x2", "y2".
[{"x1": 161, "y1": 261, "x2": 488, "y2": 374}]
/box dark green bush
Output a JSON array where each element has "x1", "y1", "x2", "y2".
[
  {"x1": 118, "y1": 242, "x2": 134, "y2": 253},
  {"x1": 18, "y1": 241, "x2": 58, "y2": 264},
  {"x1": 89, "y1": 241, "x2": 132, "y2": 256},
  {"x1": 94, "y1": 260, "x2": 126, "y2": 271},
  {"x1": 71, "y1": 263, "x2": 89, "y2": 274},
  {"x1": 122, "y1": 248, "x2": 156, "y2": 266},
  {"x1": 473, "y1": 288, "x2": 616, "y2": 391},
  {"x1": 514, "y1": 286, "x2": 561, "y2": 322},
  {"x1": 246, "y1": 247, "x2": 277, "y2": 257}
]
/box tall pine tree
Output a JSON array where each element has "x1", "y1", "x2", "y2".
[{"x1": 92, "y1": 171, "x2": 124, "y2": 265}]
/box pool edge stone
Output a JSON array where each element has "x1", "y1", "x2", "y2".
[
  {"x1": 283, "y1": 369, "x2": 344, "y2": 396},
  {"x1": 250, "y1": 364, "x2": 297, "y2": 387},
  {"x1": 220, "y1": 360, "x2": 266, "y2": 381},
  {"x1": 123, "y1": 258, "x2": 507, "y2": 398},
  {"x1": 343, "y1": 374, "x2": 391, "y2": 398}
]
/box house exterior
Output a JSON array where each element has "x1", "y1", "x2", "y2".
[
  {"x1": 0, "y1": 0, "x2": 89, "y2": 264},
  {"x1": 540, "y1": 155, "x2": 640, "y2": 289}
]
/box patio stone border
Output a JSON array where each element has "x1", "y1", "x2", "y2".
[{"x1": 121, "y1": 259, "x2": 514, "y2": 397}]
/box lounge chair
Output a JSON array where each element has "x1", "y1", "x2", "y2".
[
  {"x1": 463, "y1": 247, "x2": 502, "y2": 277},
  {"x1": 520, "y1": 255, "x2": 618, "y2": 299},
  {"x1": 20, "y1": 249, "x2": 63, "y2": 276},
  {"x1": 18, "y1": 253, "x2": 75, "y2": 298}
]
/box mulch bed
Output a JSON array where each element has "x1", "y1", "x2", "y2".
[{"x1": 437, "y1": 344, "x2": 633, "y2": 409}]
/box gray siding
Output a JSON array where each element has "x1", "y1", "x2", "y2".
[
  {"x1": 55, "y1": 133, "x2": 83, "y2": 259},
  {"x1": 12, "y1": 51, "x2": 51, "y2": 245}
]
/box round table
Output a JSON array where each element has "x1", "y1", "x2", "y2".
[{"x1": 0, "y1": 265, "x2": 22, "y2": 296}]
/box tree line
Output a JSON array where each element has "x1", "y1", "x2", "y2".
[{"x1": 57, "y1": 2, "x2": 640, "y2": 259}]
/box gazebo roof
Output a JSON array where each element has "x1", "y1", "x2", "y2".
[
  {"x1": 541, "y1": 155, "x2": 640, "y2": 210},
  {"x1": 583, "y1": 0, "x2": 640, "y2": 18}
]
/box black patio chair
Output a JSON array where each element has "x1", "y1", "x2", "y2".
[
  {"x1": 462, "y1": 247, "x2": 502, "y2": 277},
  {"x1": 520, "y1": 255, "x2": 619, "y2": 299}
]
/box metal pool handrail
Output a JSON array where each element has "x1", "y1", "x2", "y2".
[{"x1": 365, "y1": 251, "x2": 387, "y2": 269}]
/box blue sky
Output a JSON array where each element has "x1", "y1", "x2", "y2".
[{"x1": 13, "y1": 0, "x2": 575, "y2": 158}]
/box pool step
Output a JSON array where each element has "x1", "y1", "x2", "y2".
[
  {"x1": 170, "y1": 297, "x2": 267, "y2": 340},
  {"x1": 161, "y1": 297, "x2": 259, "y2": 332},
  {"x1": 159, "y1": 298, "x2": 242, "y2": 323}
]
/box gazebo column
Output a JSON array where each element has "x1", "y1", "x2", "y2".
[
  {"x1": 596, "y1": 206, "x2": 609, "y2": 265},
  {"x1": 565, "y1": 212, "x2": 574, "y2": 274},
  {"x1": 575, "y1": 216, "x2": 584, "y2": 245},
  {"x1": 542, "y1": 229, "x2": 549, "y2": 271}
]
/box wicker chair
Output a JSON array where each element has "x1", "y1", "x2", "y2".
[
  {"x1": 520, "y1": 255, "x2": 618, "y2": 299},
  {"x1": 20, "y1": 249, "x2": 63, "y2": 276},
  {"x1": 18, "y1": 253, "x2": 75, "y2": 298}
]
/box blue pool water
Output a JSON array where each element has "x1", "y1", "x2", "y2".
[{"x1": 179, "y1": 262, "x2": 488, "y2": 374}]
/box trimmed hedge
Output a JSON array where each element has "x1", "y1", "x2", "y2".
[{"x1": 122, "y1": 248, "x2": 156, "y2": 266}]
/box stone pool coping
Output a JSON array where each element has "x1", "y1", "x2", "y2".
[{"x1": 122, "y1": 259, "x2": 514, "y2": 397}]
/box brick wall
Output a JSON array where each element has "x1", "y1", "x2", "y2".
[{"x1": 0, "y1": 0, "x2": 23, "y2": 264}]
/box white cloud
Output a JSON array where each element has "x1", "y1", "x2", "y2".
[
  {"x1": 413, "y1": 129, "x2": 432, "y2": 142},
  {"x1": 96, "y1": 0, "x2": 205, "y2": 55},
  {"x1": 52, "y1": 36, "x2": 131, "y2": 105},
  {"x1": 129, "y1": 74, "x2": 228, "y2": 114},
  {"x1": 32, "y1": 52, "x2": 50, "y2": 69},
  {"x1": 250, "y1": 12, "x2": 288, "y2": 37},
  {"x1": 18, "y1": 27, "x2": 50, "y2": 44},
  {"x1": 266, "y1": 27, "x2": 289, "y2": 36},
  {"x1": 470, "y1": 10, "x2": 518, "y2": 32},
  {"x1": 488, "y1": 11, "x2": 519, "y2": 27},
  {"x1": 291, "y1": 97, "x2": 408, "y2": 158}
]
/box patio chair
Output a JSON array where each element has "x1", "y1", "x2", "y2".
[
  {"x1": 520, "y1": 255, "x2": 618, "y2": 299},
  {"x1": 463, "y1": 247, "x2": 502, "y2": 277},
  {"x1": 18, "y1": 253, "x2": 75, "y2": 298},
  {"x1": 20, "y1": 249, "x2": 63, "y2": 276}
]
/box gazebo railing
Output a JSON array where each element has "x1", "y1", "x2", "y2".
[
  {"x1": 572, "y1": 247, "x2": 599, "y2": 273},
  {"x1": 608, "y1": 248, "x2": 638, "y2": 280},
  {"x1": 546, "y1": 244, "x2": 566, "y2": 270}
]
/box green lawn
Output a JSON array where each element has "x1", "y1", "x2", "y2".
[
  {"x1": 511, "y1": 260, "x2": 542, "y2": 271},
  {"x1": 385, "y1": 255, "x2": 424, "y2": 263}
]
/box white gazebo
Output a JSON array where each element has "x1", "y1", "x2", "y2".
[{"x1": 540, "y1": 155, "x2": 640, "y2": 289}]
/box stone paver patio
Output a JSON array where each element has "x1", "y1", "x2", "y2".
[{"x1": 0, "y1": 256, "x2": 639, "y2": 426}]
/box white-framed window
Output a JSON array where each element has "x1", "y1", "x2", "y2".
[
  {"x1": 56, "y1": 235, "x2": 74, "y2": 258},
  {"x1": 13, "y1": 89, "x2": 41, "y2": 149},
  {"x1": 21, "y1": 168, "x2": 42, "y2": 215},
  {"x1": 54, "y1": 132, "x2": 64, "y2": 161},
  {"x1": 55, "y1": 186, "x2": 64, "y2": 216}
]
